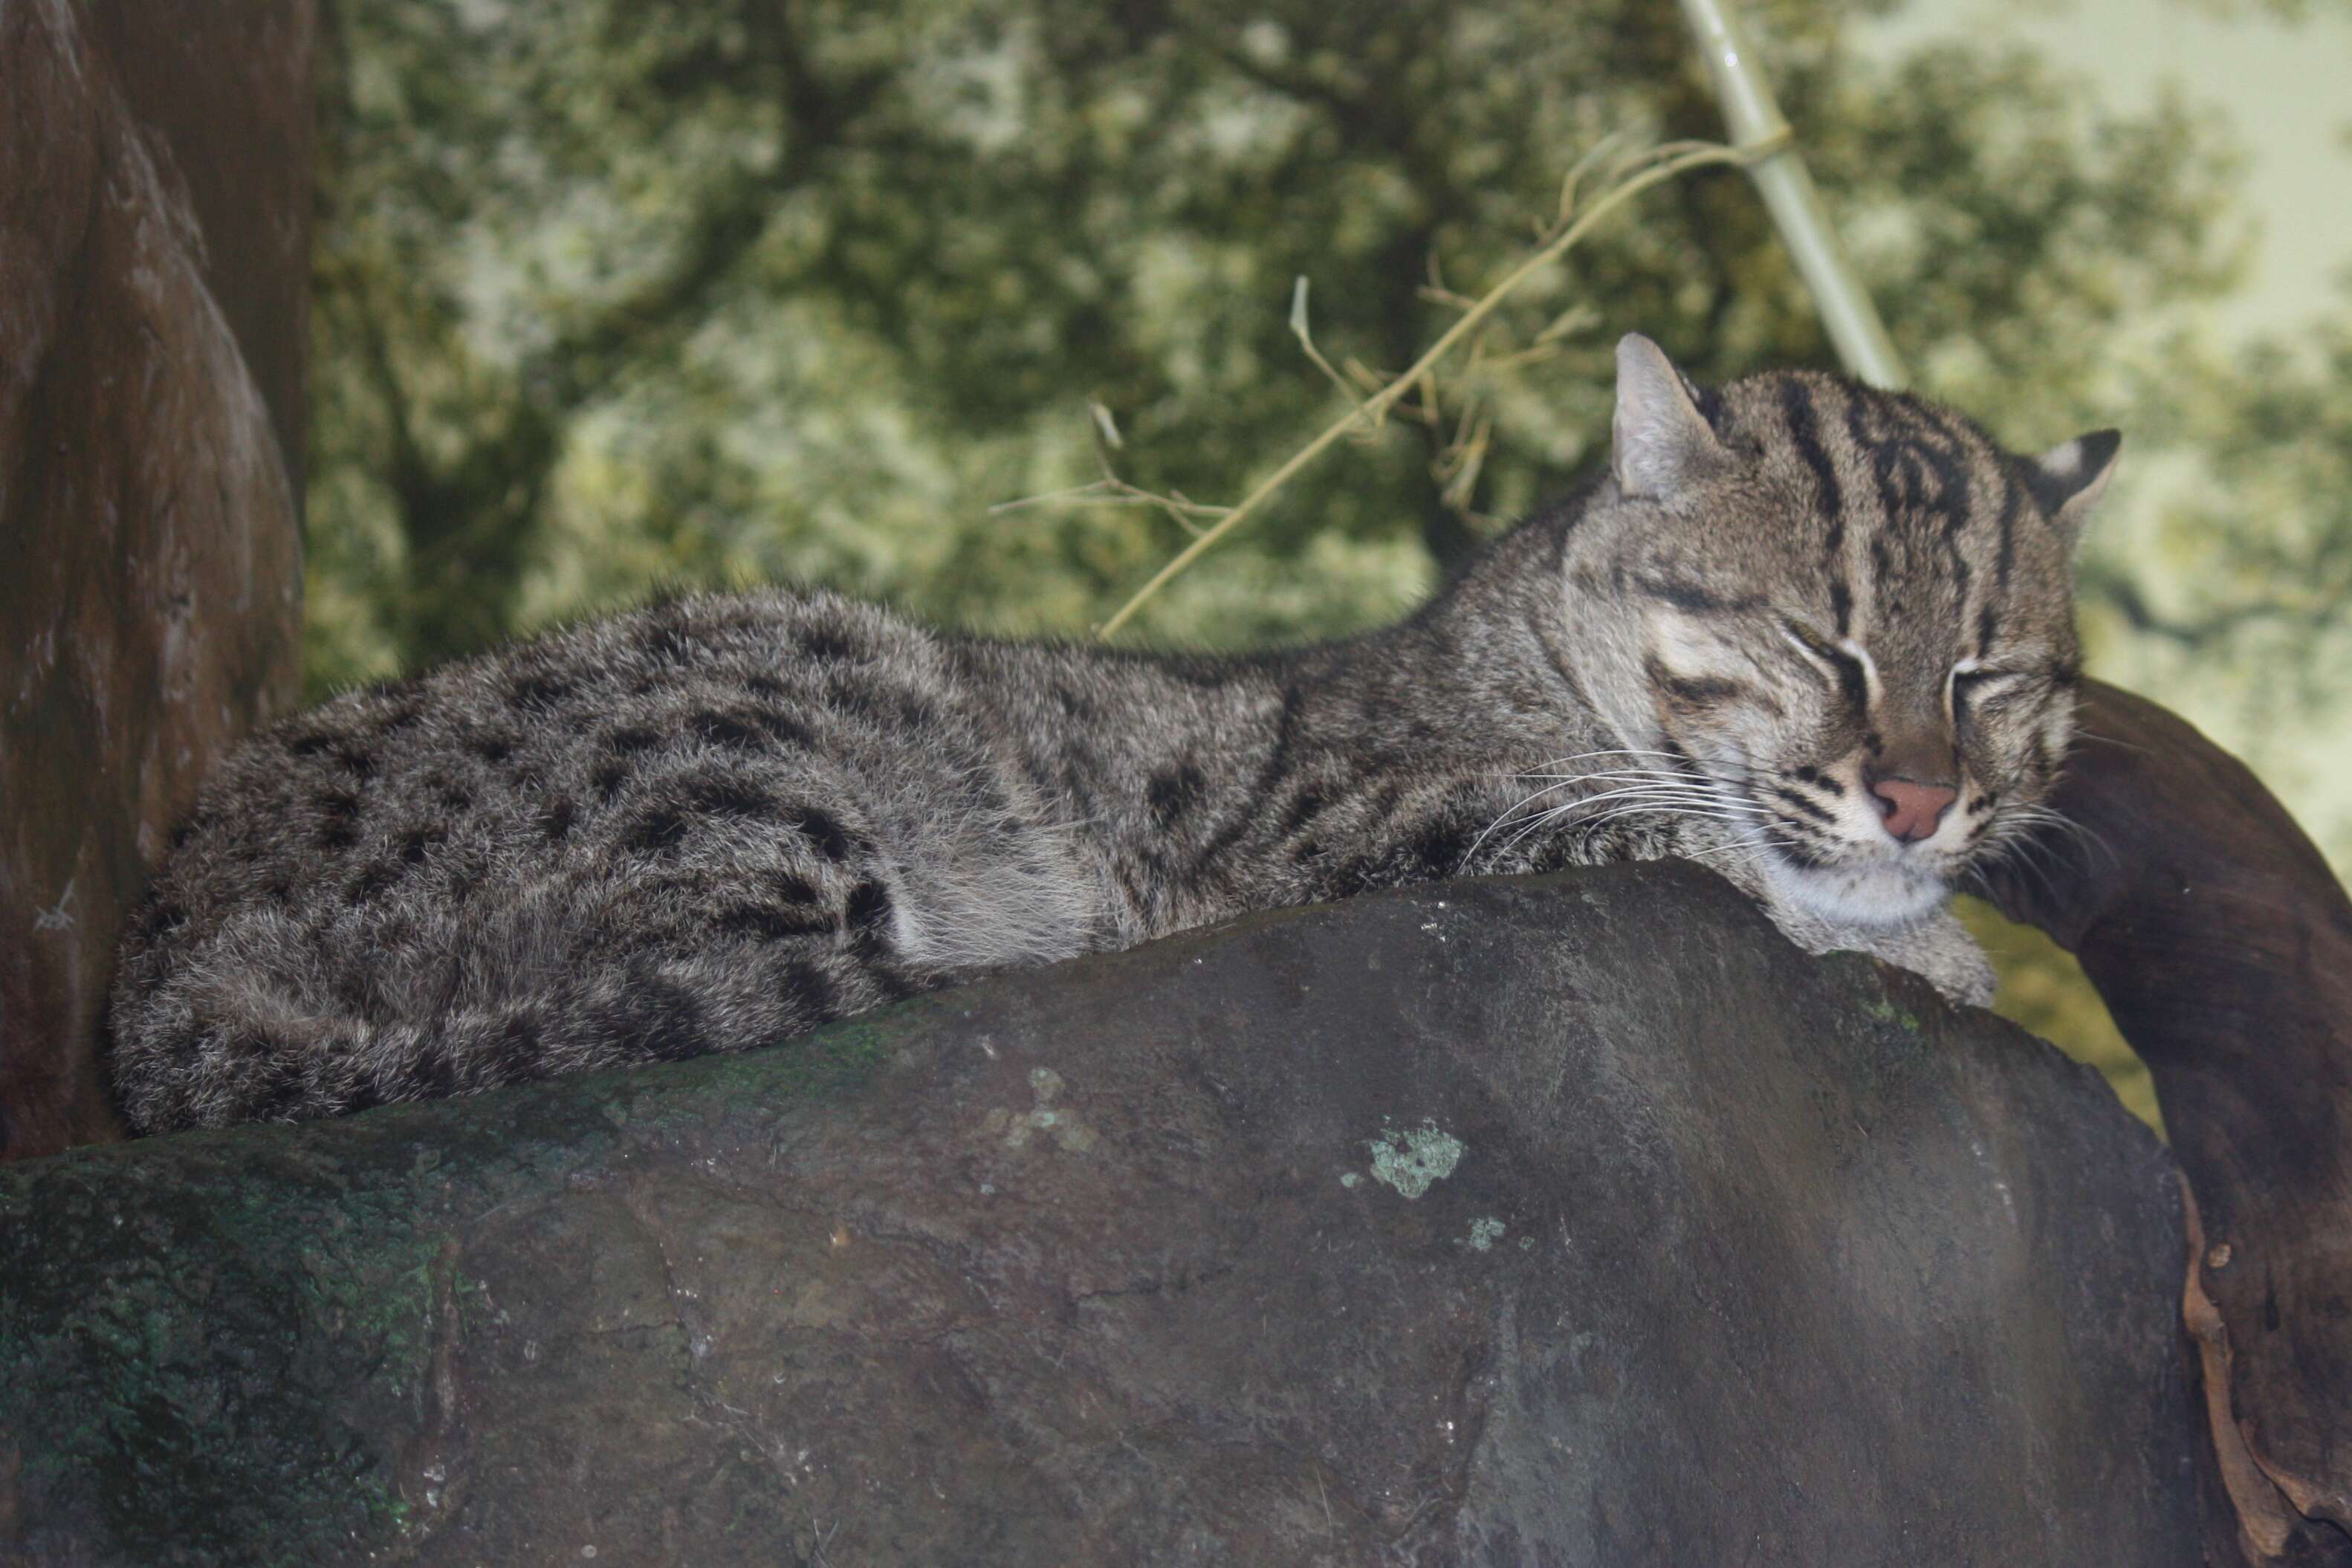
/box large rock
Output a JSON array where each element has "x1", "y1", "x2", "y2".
[
  {"x1": 0, "y1": 0, "x2": 313, "y2": 1159},
  {"x1": 0, "y1": 865, "x2": 2209, "y2": 1564}
]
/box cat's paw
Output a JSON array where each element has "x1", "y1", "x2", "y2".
[
  {"x1": 1902, "y1": 930, "x2": 1998, "y2": 1009},
  {"x1": 1845, "y1": 908, "x2": 1996, "y2": 1009},
  {"x1": 1759, "y1": 892, "x2": 1996, "y2": 1009}
]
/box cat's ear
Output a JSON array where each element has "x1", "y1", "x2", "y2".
[
  {"x1": 1611, "y1": 333, "x2": 1726, "y2": 500},
  {"x1": 2027, "y1": 430, "x2": 2122, "y2": 548}
]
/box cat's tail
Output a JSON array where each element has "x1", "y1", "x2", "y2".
[{"x1": 107, "y1": 934, "x2": 910, "y2": 1133}]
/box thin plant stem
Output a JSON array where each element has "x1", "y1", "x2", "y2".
[{"x1": 1092, "y1": 138, "x2": 1752, "y2": 640}]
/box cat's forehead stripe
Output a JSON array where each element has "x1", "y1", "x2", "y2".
[
  {"x1": 1703, "y1": 374, "x2": 2040, "y2": 667},
  {"x1": 1784, "y1": 378, "x2": 2025, "y2": 657},
  {"x1": 1775, "y1": 377, "x2": 1845, "y2": 519},
  {"x1": 1772, "y1": 378, "x2": 1856, "y2": 638},
  {"x1": 1992, "y1": 466, "x2": 2023, "y2": 596}
]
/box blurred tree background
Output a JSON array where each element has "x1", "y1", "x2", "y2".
[{"x1": 305, "y1": 0, "x2": 2352, "y2": 1129}]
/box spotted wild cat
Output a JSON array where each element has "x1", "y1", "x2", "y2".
[{"x1": 107, "y1": 334, "x2": 2118, "y2": 1131}]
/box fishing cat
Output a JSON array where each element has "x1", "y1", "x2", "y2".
[{"x1": 108, "y1": 335, "x2": 2117, "y2": 1132}]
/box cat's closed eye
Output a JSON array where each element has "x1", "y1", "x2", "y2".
[
  {"x1": 1948, "y1": 664, "x2": 2042, "y2": 713},
  {"x1": 1774, "y1": 619, "x2": 1872, "y2": 704}
]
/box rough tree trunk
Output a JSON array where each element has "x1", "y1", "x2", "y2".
[{"x1": 0, "y1": 0, "x2": 313, "y2": 1160}]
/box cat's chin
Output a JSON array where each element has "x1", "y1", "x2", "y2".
[{"x1": 1759, "y1": 851, "x2": 1952, "y2": 931}]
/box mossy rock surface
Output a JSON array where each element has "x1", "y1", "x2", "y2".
[{"x1": 1, "y1": 864, "x2": 2209, "y2": 1564}]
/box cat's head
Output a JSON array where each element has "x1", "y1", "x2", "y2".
[{"x1": 1561, "y1": 334, "x2": 2118, "y2": 930}]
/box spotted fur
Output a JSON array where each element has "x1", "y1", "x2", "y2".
[{"x1": 106, "y1": 336, "x2": 2116, "y2": 1130}]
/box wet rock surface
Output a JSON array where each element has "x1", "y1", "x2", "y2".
[{"x1": 0, "y1": 865, "x2": 2209, "y2": 1565}]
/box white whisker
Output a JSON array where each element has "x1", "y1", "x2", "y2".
[
  {"x1": 1465, "y1": 777, "x2": 1766, "y2": 865},
  {"x1": 1513, "y1": 747, "x2": 1689, "y2": 773}
]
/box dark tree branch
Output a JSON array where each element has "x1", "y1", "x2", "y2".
[{"x1": 1979, "y1": 678, "x2": 2352, "y2": 1564}]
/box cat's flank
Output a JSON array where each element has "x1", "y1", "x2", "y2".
[{"x1": 108, "y1": 337, "x2": 2116, "y2": 1132}]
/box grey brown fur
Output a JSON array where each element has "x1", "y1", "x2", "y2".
[{"x1": 108, "y1": 337, "x2": 2118, "y2": 1132}]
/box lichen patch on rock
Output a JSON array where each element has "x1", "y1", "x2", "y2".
[
  {"x1": 981, "y1": 1064, "x2": 1098, "y2": 1153},
  {"x1": 1366, "y1": 1120, "x2": 1464, "y2": 1199}
]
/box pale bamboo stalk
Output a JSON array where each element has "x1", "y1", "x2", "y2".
[{"x1": 1674, "y1": 0, "x2": 1910, "y2": 389}]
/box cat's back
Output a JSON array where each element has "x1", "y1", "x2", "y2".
[
  {"x1": 108, "y1": 588, "x2": 1107, "y2": 1130},
  {"x1": 149, "y1": 588, "x2": 959, "y2": 912}
]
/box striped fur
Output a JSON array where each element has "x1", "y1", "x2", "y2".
[{"x1": 106, "y1": 336, "x2": 2115, "y2": 1130}]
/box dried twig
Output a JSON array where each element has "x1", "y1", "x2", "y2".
[{"x1": 1066, "y1": 137, "x2": 1750, "y2": 640}]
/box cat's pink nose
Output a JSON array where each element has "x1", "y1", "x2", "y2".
[{"x1": 1871, "y1": 777, "x2": 1957, "y2": 843}]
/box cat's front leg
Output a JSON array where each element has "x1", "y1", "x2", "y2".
[
  {"x1": 1777, "y1": 901, "x2": 1997, "y2": 1009},
  {"x1": 1806, "y1": 902, "x2": 1994, "y2": 1011},
  {"x1": 1694, "y1": 842, "x2": 1996, "y2": 1008}
]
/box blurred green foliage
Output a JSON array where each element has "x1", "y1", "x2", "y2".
[{"x1": 307, "y1": 0, "x2": 2352, "y2": 1127}]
